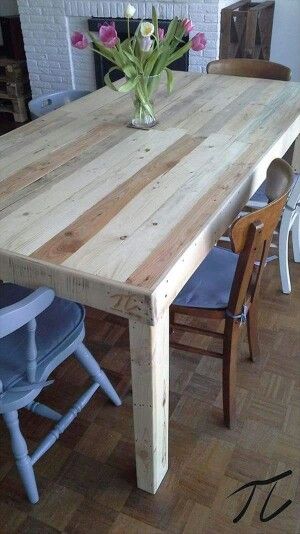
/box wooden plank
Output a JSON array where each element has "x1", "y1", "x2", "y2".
[
  {"x1": 0, "y1": 122, "x2": 126, "y2": 203},
  {"x1": 0, "y1": 128, "x2": 185, "y2": 255},
  {"x1": 129, "y1": 309, "x2": 169, "y2": 493},
  {"x1": 33, "y1": 135, "x2": 199, "y2": 264},
  {"x1": 0, "y1": 128, "x2": 134, "y2": 218},
  {"x1": 67, "y1": 135, "x2": 249, "y2": 282}
]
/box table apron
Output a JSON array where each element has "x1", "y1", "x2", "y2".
[{"x1": 0, "y1": 249, "x2": 154, "y2": 324}]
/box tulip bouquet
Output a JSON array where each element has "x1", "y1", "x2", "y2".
[{"x1": 71, "y1": 4, "x2": 206, "y2": 128}]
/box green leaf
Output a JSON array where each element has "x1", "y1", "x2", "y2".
[
  {"x1": 152, "y1": 6, "x2": 159, "y2": 41},
  {"x1": 164, "y1": 18, "x2": 179, "y2": 46},
  {"x1": 104, "y1": 67, "x2": 138, "y2": 93},
  {"x1": 88, "y1": 32, "x2": 115, "y2": 62},
  {"x1": 143, "y1": 47, "x2": 163, "y2": 76},
  {"x1": 123, "y1": 50, "x2": 142, "y2": 70},
  {"x1": 133, "y1": 20, "x2": 142, "y2": 39},
  {"x1": 174, "y1": 21, "x2": 185, "y2": 42},
  {"x1": 104, "y1": 67, "x2": 120, "y2": 92},
  {"x1": 135, "y1": 84, "x2": 154, "y2": 116},
  {"x1": 166, "y1": 40, "x2": 192, "y2": 66},
  {"x1": 122, "y1": 63, "x2": 137, "y2": 78},
  {"x1": 165, "y1": 67, "x2": 174, "y2": 94},
  {"x1": 118, "y1": 76, "x2": 138, "y2": 92}
]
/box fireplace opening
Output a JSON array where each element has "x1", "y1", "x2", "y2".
[{"x1": 88, "y1": 17, "x2": 189, "y2": 89}]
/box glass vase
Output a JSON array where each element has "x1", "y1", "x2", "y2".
[{"x1": 131, "y1": 74, "x2": 161, "y2": 129}]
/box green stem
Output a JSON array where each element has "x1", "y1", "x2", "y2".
[{"x1": 127, "y1": 18, "x2": 130, "y2": 40}]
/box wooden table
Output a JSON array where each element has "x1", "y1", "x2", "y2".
[{"x1": 1, "y1": 72, "x2": 300, "y2": 494}]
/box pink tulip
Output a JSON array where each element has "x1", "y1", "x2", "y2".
[
  {"x1": 99, "y1": 22, "x2": 119, "y2": 48},
  {"x1": 182, "y1": 18, "x2": 194, "y2": 35},
  {"x1": 71, "y1": 31, "x2": 88, "y2": 49},
  {"x1": 158, "y1": 27, "x2": 165, "y2": 41},
  {"x1": 191, "y1": 32, "x2": 207, "y2": 51}
]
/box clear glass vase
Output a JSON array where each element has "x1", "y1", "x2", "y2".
[{"x1": 131, "y1": 74, "x2": 161, "y2": 129}]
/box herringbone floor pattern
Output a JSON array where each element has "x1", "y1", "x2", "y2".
[{"x1": 0, "y1": 251, "x2": 300, "y2": 533}]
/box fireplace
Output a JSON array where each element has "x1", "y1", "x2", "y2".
[
  {"x1": 17, "y1": 0, "x2": 233, "y2": 98},
  {"x1": 88, "y1": 17, "x2": 189, "y2": 89}
]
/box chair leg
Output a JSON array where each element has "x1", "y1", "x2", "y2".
[
  {"x1": 3, "y1": 411, "x2": 39, "y2": 504},
  {"x1": 292, "y1": 213, "x2": 300, "y2": 263},
  {"x1": 279, "y1": 208, "x2": 295, "y2": 294},
  {"x1": 74, "y1": 342, "x2": 122, "y2": 406},
  {"x1": 222, "y1": 320, "x2": 240, "y2": 429},
  {"x1": 247, "y1": 301, "x2": 260, "y2": 363}
]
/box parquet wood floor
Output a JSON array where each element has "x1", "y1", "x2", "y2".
[{"x1": 0, "y1": 246, "x2": 299, "y2": 533}]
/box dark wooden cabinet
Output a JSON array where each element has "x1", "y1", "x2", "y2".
[{"x1": 219, "y1": 1, "x2": 275, "y2": 60}]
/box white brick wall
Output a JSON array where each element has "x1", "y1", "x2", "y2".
[{"x1": 17, "y1": 0, "x2": 232, "y2": 97}]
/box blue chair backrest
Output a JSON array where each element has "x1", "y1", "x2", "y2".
[
  {"x1": 0, "y1": 287, "x2": 55, "y2": 390},
  {"x1": 28, "y1": 90, "x2": 91, "y2": 118}
]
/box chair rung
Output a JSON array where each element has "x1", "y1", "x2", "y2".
[
  {"x1": 170, "y1": 340, "x2": 223, "y2": 359},
  {"x1": 171, "y1": 322, "x2": 224, "y2": 339},
  {"x1": 31, "y1": 383, "x2": 99, "y2": 465},
  {"x1": 26, "y1": 401, "x2": 62, "y2": 421}
]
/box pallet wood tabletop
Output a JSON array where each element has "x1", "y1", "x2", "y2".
[
  {"x1": 1, "y1": 72, "x2": 300, "y2": 324},
  {"x1": 1, "y1": 71, "x2": 300, "y2": 495}
]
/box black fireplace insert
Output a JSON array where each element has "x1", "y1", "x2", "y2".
[{"x1": 88, "y1": 17, "x2": 189, "y2": 89}]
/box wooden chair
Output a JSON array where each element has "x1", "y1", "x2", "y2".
[
  {"x1": 170, "y1": 159, "x2": 293, "y2": 429},
  {"x1": 206, "y1": 58, "x2": 291, "y2": 81},
  {"x1": 0, "y1": 283, "x2": 121, "y2": 503}
]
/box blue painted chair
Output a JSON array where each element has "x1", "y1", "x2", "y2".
[
  {"x1": 170, "y1": 159, "x2": 293, "y2": 428},
  {"x1": 28, "y1": 90, "x2": 90, "y2": 119},
  {"x1": 0, "y1": 283, "x2": 121, "y2": 504},
  {"x1": 244, "y1": 171, "x2": 300, "y2": 294}
]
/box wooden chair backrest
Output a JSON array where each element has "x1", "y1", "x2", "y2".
[
  {"x1": 231, "y1": 159, "x2": 294, "y2": 252},
  {"x1": 206, "y1": 59, "x2": 291, "y2": 81},
  {"x1": 227, "y1": 159, "x2": 294, "y2": 316}
]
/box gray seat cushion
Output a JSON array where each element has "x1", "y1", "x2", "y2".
[
  {"x1": 174, "y1": 247, "x2": 239, "y2": 309},
  {"x1": 0, "y1": 283, "x2": 84, "y2": 388}
]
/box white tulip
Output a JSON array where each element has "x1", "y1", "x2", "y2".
[
  {"x1": 125, "y1": 3, "x2": 136, "y2": 18},
  {"x1": 140, "y1": 21, "x2": 154, "y2": 37},
  {"x1": 140, "y1": 36, "x2": 153, "y2": 52}
]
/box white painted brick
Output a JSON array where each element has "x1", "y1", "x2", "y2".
[
  {"x1": 116, "y1": 3, "x2": 124, "y2": 17},
  {"x1": 165, "y1": 4, "x2": 174, "y2": 19},
  {"x1": 204, "y1": 48, "x2": 217, "y2": 58},
  {"x1": 204, "y1": 13, "x2": 218, "y2": 22},
  {"x1": 205, "y1": 31, "x2": 218, "y2": 40}
]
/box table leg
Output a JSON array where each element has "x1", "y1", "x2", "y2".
[{"x1": 129, "y1": 309, "x2": 169, "y2": 494}]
